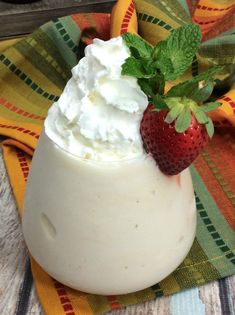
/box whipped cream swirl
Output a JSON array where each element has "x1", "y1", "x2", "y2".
[{"x1": 45, "y1": 36, "x2": 148, "y2": 161}]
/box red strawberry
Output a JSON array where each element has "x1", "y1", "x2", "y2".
[{"x1": 140, "y1": 104, "x2": 209, "y2": 175}]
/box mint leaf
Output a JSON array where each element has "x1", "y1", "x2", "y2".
[
  {"x1": 155, "y1": 57, "x2": 174, "y2": 80},
  {"x1": 152, "y1": 41, "x2": 167, "y2": 60},
  {"x1": 166, "y1": 65, "x2": 224, "y2": 99},
  {"x1": 200, "y1": 102, "x2": 221, "y2": 112},
  {"x1": 121, "y1": 32, "x2": 153, "y2": 58},
  {"x1": 150, "y1": 73, "x2": 165, "y2": 95},
  {"x1": 138, "y1": 73, "x2": 165, "y2": 99},
  {"x1": 153, "y1": 24, "x2": 202, "y2": 81},
  {"x1": 122, "y1": 57, "x2": 155, "y2": 78},
  {"x1": 138, "y1": 78, "x2": 154, "y2": 98}
]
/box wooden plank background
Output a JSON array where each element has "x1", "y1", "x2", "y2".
[{"x1": 0, "y1": 0, "x2": 116, "y2": 39}]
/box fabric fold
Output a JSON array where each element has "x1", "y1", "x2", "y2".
[{"x1": 0, "y1": 1, "x2": 234, "y2": 315}]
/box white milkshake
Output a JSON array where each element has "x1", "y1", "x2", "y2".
[{"x1": 22, "y1": 37, "x2": 196, "y2": 295}]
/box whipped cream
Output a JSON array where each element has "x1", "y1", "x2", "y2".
[{"x1": 45, "y1": 36, "x2": 148, "y2": 161}]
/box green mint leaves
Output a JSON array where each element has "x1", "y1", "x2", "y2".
[
  {"x1": 122, "y1": 32, "x2": 153, "y2": 59},
  {"x1": 121, "y1": 24, "x2": 224, "y2": 138},
  {"x1": 122, "y1": 24, "x2": 201, "y2": 83},
  {"x1": 152, "y1": 24, "x2": 202, "y2": 80}
]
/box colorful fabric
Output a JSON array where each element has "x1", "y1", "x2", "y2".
[{"x1": 0, "y1": 1, "x2": 234, "y2": 314}]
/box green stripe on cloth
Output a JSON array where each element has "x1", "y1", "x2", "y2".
[
  {"x1": 191, "y1": 166, "x2": 235, "y2": 273},
  {"x1": 137, "y1": 12, "x2": 175, "y2": 32},
  {"x1": 14, "y1": 39, "x2": 67, "y2": 90},
  {"x1": 52, "y1": 16, "x2": 80, "y2": 55},
  {"x1": 177, "y1": 0, "x2": 191, "y2": 16},
  {"x1": 27, "y1": 28, "x2": 71, "y2": 79},
  {"x1": 0, "y1": 53, "x2": 59, "y2": 102},
  {"x1": 135, "y1": 0, "x2": 191, "y2": 24},
  {"x1": 199, "y1": 43, "x2": 235, "y2": 63},
  {"x1": 41, "y1": 16, "x2": 81, "y2": 68},
  {"x1": 201, "y1": 151, "x2": 235, "y2": 208},
  {"x1": 151, "y1": 283, "x2": 164, "y2": 297},
  {"x1": 173, "y1": 239, "x2": 221, "y2": 286}
]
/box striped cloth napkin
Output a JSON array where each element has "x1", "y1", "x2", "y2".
[{"x1": 0, "y1": 0, "x2": 235, "y2": 314}]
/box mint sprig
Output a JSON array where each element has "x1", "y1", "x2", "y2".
[
  {"x1": 152, "y1": 24, "x2": 202, "y2": 80},
  {"x1": 121, "y1": 32, "x2": 153, "y2": 58},
  {"x1": 121, "y1": 24, "x2": 225, "y2": 138}
]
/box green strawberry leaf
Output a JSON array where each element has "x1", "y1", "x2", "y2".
[
  {"x1": 121, "y1": 32, "x2": 153, "y2": 58},
  {"x1": 205, "y1": 116, "x2": 214, "y2": 138},
  {"x1": 200, "y1": 102, "x2": 221, "y2": 112},
  {"x1": 194, "y1": 110, "x2": 209, "y2": 124},
  {"x1": 165, "y1": 104, "x2": 182, "y2": 123},
  {"x1": 152, "y1": 24, "x2": 202, "y2": 81},
  {"x1": 175, "y1": 106, "x2": 192, "y2": 132}
]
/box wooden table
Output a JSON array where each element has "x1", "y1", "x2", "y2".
[
  {"x1": 0, "y1": 1, "x2": 235, "y2": 314},
  {"x1": 0, "y1": 0, "x2": 116, "y2": 40}
]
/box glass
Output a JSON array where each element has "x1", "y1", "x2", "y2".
[{"x1": 22, "y1": 130, "x2": 196, "y2": 295}]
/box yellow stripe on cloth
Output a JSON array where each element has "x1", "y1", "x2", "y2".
[
  {"x1": 30, "y1": 258, "x2": 93, "y2": 315},
  {"x1": 1, "y1": 143, "x2": 31, "y2": 216},
  {"x1": 0, "y1": 37, "x2": 23, "y2": 51},
  {"x1": 110, "y1": 0, "x2": 138, "y2": 37}
]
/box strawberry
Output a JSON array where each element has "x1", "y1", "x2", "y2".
[
  {"x1": 121, "y1": 27, "x2": 224, "y2": 175},
  {"x1": 140, "y1": 104, "x2": 209, "y2": 175}
]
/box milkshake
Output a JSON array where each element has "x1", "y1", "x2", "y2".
[{"x1": 22, "y1": 36, "x2": 196, "y2": 295}]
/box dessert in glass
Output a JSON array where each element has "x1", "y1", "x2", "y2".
[{"x1": 22, "y1": 36, "x2": 197, "y2": 295}]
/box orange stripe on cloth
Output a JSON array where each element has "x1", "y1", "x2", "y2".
[
  {"x1": 1, "y1": 143, "x2": 31, "y2": 216},
  {"x1": 194, "y1": 132, "x2": 235, "y2": 231},
  {"x1": 218, "y1": 96, "x2": 235, "y2": 114},
  {"x1": 193, "y1": 0, "x2": 235, "y2": 39},
  {"x1": 53, "y1": 281, "x2": 76, "y2": 315},
  {"x1": 106, "y1": 295, "x2": 121, "y2": 310},
  {"x1": 30, "y1": 257, "x2": 94, "y2": 315},
  {"x1": 197, "y1": 3, "x2": 234, "y2": 11},
  {"x1": 0, "y1": 97, "x2": 45, "y2": 121},
  {"x1": 0, "y1": 114, "x2": 41, "y2": 149},
  {"x1": 209, "y1": 90, "x2": 235, "y2": 127},
  {"x1": 110, "y1": 0, "x2": 138, "y2": 37},
  {"x1": 0, "y1": 123, "x2": 39, "y2": 139},
  {"x1": 71, "y1": 13, "x2": 110, "y2": 45},
  {"x1": 2, "y1": 138, "x2": 34, "y2": 156}
]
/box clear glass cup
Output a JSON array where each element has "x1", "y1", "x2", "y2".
[{"x1": 22, "y1": 129, "x2": 196, "y2": 295}]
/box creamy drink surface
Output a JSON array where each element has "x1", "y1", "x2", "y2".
[{"x1": 22, "y1": 37, "x2": 197, "y2": 295}]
